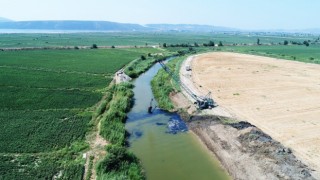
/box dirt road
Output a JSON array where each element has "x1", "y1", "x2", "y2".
[{"x1": 187, "y1": 52, "x2": 320, "y2": 178}]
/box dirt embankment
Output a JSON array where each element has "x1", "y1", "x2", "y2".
[
  {"x1": 170, "y1": 52, "x2": 319, "y2": 179},
  {"x1": 191, "y1": 115, "x2": 314, "y2": 180},
  {"x1": 172, "y1": 93, "x2": 315, "y2": 180}
]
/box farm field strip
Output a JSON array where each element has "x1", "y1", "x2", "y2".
[
  {"x1": 0, "y1": 32, "x2": 318, "y2": 48},
  {"x1": 0, "y1": 47, "x2": 162, "y2": 179},
  {"x1": 0, "y1": 64, "x2": 113, "y2": 77},
  {"x1": 222, "y1": 45, "x2": 320, "y2": 64}
]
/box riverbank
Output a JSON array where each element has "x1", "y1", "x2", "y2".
[
  {"x1": 89, "y1": 82, "x2": 145, "y2": 180},
  {"x1": 179, "y1": 110, "x2": 315, "y2": 180},
  {"x1": 126, "y1": 58, "x2": 230, "y2": 180},
  {"x1": 152, "y1": 54, "x2": 316, "y2": 179}
]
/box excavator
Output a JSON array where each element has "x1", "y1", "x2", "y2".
[{"x1": 157, "y1": 60, "x2": 217, "y2": 110}]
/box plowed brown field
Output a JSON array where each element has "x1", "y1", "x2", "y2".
[{"x1": 191, "y1": 52, "x2": 320, "y2": 177}]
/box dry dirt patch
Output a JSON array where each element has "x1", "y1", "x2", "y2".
[{"x1": 191, "y1": 52, "x2": 320, "y2": 178}]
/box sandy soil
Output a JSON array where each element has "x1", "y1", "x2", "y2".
[
  {"x1": 114, "y1": 69, "x2": 132, "y2": 84},
  {"x1": 188, "y1": 52, "x2": 320, "y2": 179}
]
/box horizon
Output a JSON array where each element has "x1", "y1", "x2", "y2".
[{"x1": 0, "y1": 0, "x2": 319, "y2": 30}]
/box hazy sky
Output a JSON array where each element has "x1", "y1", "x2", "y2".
[{"x1": 0, "y1": 0, "x2": 319, "y2": 29}]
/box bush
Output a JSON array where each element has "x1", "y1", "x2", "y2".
[
  {"x1": 91, "y1": 44, "x2": 98, "y2": 49},
  {"x1": 208, "y1": 40, "x2": 215, "y2": 46},
  {"x1": 97, "y1": 145, "x2": 145, "y2": 180},
  {"x1": 141, "y1": 55, "x2": 146, "y2": 60}
]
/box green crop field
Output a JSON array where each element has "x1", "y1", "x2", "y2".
[
  {"x1": 0, "y1": 47, "x2": 161, "y2": 179},
  {"x1": 220, "y1": 45, "x2": 320, "y2": 64},
  {"x1": 1, "y1": 32, "x2": 318, "y2": 48}
]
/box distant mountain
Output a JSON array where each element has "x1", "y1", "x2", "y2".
[
  {"x1": 0, "y1": 19, "x2": 317, "y2": 33},
  {"x1": 146, "y1": 24, "x2": 238, "y2": 32},
  {"x1": 0, "y1": 20, "x2": 151, "y2": 31},
  {"x1": 301, "y1": 28, "x2": 320, "y2": 34},
  {"x1": 0, "y1": 20, "x2": 239, "y2": 32},
  {"x1": 0, "y1": 17, "x2": 12, "y2": 22}
]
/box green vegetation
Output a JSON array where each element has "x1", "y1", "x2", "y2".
[
  {"x1": 1, "y1": 32, "x2": 318, "y2": 48},
  {"x1": 221, "y1": 45, "x2": 320, "y2": 64},
  {"x1": 0, "y1": 48, "x2": 152, "y2": 179},
  {"x1": 91, "y1": 44, "x2": 98, "y2": 49},
  {"x1": 0, "y1": 49, "x2": 158, "y2": 74},
  {"x1": 97, "y1": 145, "x2": 144, "y2": 180},
  {"x1": 151, "y1": 56, "x2": 185, "y2": 111},
  {"x1": 0, "y1": 110, "x2": 91, "y2": 153},
  {"x1": 0, "y1": 141, "x2": 88, "y2": 180},
  {"x1": 85, "y1": 156, "x2": 94, "y2": 180},
  {"x1": 124, "y1": 53, "x2": 173, "y2": 78},
  {"x1": 100, "y1": 83, "x2": 134, "y2": 145},
  {"x1": 97, "y1": 83, "x2": 144, "y2": 179}
]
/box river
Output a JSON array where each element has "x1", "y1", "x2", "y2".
[{"x1": 125, "y1": 60, "x2": 230, "y2": 180}]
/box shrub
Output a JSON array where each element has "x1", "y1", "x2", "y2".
[
  {"x1": 141, "y1": 55, "x2": 146, "y2": 60},
  {"x1": 91, "y1": 44, "x2": 98, "y2": 49},
  {"x1": 97, "y1": 145, "x2": 145, "y2": 180}
]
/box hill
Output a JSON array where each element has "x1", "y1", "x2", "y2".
[
  {"x1": 0, "y1": 17, "x2": 12, "y2": 22},
  {"x1": 146, "y1": 24, "x2": 237, "y2": 32},
  {"x1": 0, "y1": 20, "x2": 151, "y2": 31},
  {"x1": 0, "y1": 20, "x2": 238, "y2": 32}
]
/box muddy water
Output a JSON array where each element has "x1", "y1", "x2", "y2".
[{"x1": 125, "y1": 61, "x2": 229, "y2": 180}]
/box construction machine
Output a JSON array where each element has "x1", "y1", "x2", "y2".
[{"x1": 158, "y1": 60, "x2": 217, "y2": 110}]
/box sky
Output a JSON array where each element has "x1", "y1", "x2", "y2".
[{"x1": 0, "y1": 0, "x2": 319, "y2": 30}]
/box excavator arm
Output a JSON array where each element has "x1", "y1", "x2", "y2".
[{"x1": 158, "y1": 60, "x2": 217, "y2": 109}]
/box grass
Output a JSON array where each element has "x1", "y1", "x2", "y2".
[
  {"x1": 151, "y1": 56, "x2": 186, "y2": 111},
  {"x1": 99, "y1": 83, "x2": 134, "y2": 145},
  {"x1": 85, "y1": 156, "x2": 94, "y2": 180},
  {"x1": 97, "y1": 83, "x2": 145, "y2": 179},
  {"x1": 124, "y1": 53, "x2": 174, "y2": 78}
]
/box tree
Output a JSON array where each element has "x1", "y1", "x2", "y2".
[
  {"x1": 257, "y1": 38, "x2": 260, "y2": 45},
  {"x1": 111, "y1": 45, "x2": 115, "y2": 48},
  {"x1": 208, "y1": 40, "x2": 215, "y2": 47},
  {"x1": 140, "y1": 55, "x2": 146, "y2": 60},
  {"x1": 163, "y1": 43, "x2": 167, "y2": 48},
  {"x1": 284, "y1": 40, "x2": 289, "y2": 45},
  {"x1": 91, "y1": 44, "x2": 98, "y2": 49},
  {"x1": 303, "y1": 41, "x2": 310, "y2": 47},
  {"x1": 218, "y1": 41, "x2": 223, "y2": 47},
  {"x1": 148, "y1": 53, "x2": 152, "y2": 57},
  {"x1": 194, "y1": 42, "x2": 199, "y2": 47}
]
